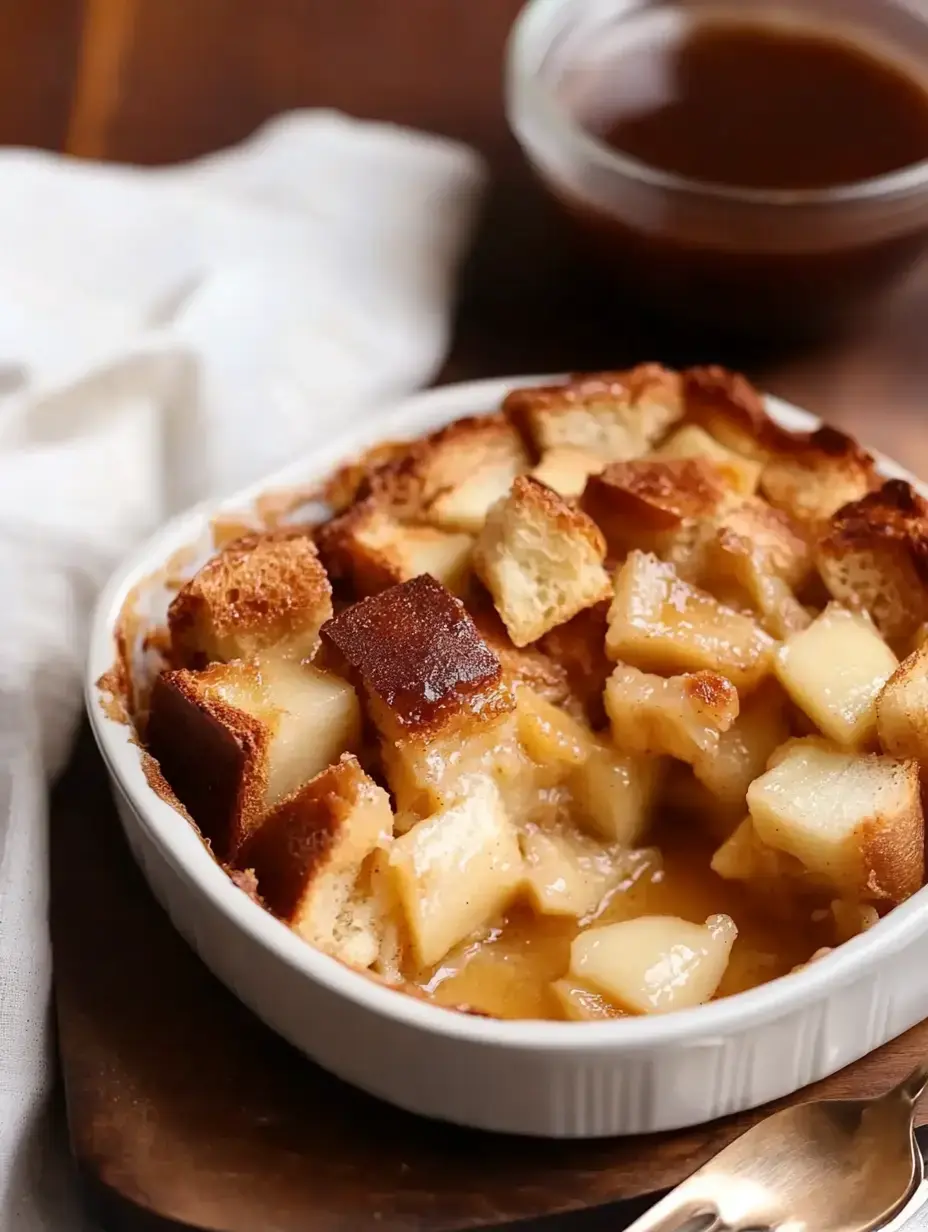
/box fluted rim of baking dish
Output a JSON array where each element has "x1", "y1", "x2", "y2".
[{"x1": 86, "y1": 374, "x2": 927, "y2": 1053}]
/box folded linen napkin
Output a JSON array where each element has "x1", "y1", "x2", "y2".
[{"x1": 0, "y1": 111, "x2": 485, "y2": 1231}]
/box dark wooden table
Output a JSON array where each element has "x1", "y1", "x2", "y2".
[{"x1": 8, "y1": 1, "x2": 927, "y2": 1227}]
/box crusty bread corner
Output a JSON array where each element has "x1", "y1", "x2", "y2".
[
  {"x1": 877, "y1": 642, "x2": 928, "y2": 762},
  {"x1": 168, "y1": 529, "x2": 333, "y2": 668},
  {"x1": 682, "y1": 366, "x2": 789, "y2": 460},
  {"x1": 816, "y1": 479, "x2": 928, "y2": 643},
  {"x1": 503, "y1": 364, "x2": 683, "y2": 461},
  {"x1": 580, "y1": 457, "x2": 736, "y2": 562},
  {"x1": 759, "y1": 426, "x2": 878, "y2": 522},
  {"x1": 315, "y1": 497, "x2": 473, "y2": 598},
  {"x1": 473, "y1": 475, "x2": 612, "y2": 648},
  {"x1": 243, "y1": 753, "x2": 395, "y2": 969},
  {"x1": 147, "y1": 663, "x2": 270, "y2": 863},
  {"x1": 320, "y1": 573, "x2": 511, "y2": 741},
  {"x1": 349, "y1": 413, "x2": 529, "y2": 525}
]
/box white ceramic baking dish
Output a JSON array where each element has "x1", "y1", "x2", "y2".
[{"x1": 86, "y1": 374, "x2": 927, "y2": 1139}]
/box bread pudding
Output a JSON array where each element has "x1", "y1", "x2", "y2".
[{"x1": 129, "y1": 364, "x2": 928, "y2": 1023}]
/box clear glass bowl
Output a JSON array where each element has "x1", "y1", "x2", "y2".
[{"x1": 506, "y1": 0, "x2": 928, "y2": 339}]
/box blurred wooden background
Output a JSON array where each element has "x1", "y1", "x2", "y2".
[{"x1": 5, "y1": 0, "x2": 524, "y2": 162}]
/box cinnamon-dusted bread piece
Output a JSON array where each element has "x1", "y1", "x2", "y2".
[
  {"x1": 316, "y1": 498, "x2": 473, "y2": 599},
  {"x1": 321, "y1": 575, "x2": 516, "y2": 817},
  {"x1": 816, "y1": 479, "x2": 928, "y2": 643},
  {"x1": 168, "y1": 529, "x2": 333, "y2": 668},
  {"x1": 244, "y1": 754, "x2": 395, "y2": 969},
  {"x1": 473, "y1": 476, "x2": 612, "y2": 647},
  {"x1": 147, "y1": 659, "x2": 361, "y2": 863},
  {"x1": 504, "y1": 364, "x2": 683, "y2": 461}
]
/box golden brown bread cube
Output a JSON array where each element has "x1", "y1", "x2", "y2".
[
  {"x1": 473, "y1": 476, "x2": 612, "y2": 647},
  {"x1": 244, "y1": 754, "x2": 394, "y2": 968},
  {"x1": 816, "y1": 480, "x2": 928, "y2": 644},
  {"x1": 877, "y1": 642, "x2": 928, "y2": 762},
  {"x1": 650, "y1": 424, "x2": 762, "y2": 494},
  {"x1": 422, "y1": 415, "x2": 531, "y2": 532},
  {"x1": 321, "y1": 575, "x2": 516, "y2": 816},
  {"x1": 147, "y1": 659, "x2": 361, "y2": 862},
  {"x1": 775, "y1": 604, "x2": 897, "y2": 747},
  {"x1": 580, "y1": 457, "x2": 736, "y2": 573},
  {"x1": 348, "y1": 414, "x2": 528, "y2": 525},
  {"x1": 168, "y1": 529, "x2": 333, "y2": 668},
  {"x1": 605, "y1": 664, "x2": 739, "y2": 765},
  {"x1": 759, "y1": 426, "x2": 877, "y2": 523},
  {"x1": 606, "y1": 551, "x2": 775, "y2": 692},
  {"x1": 386, "y1": 778, "x2": 524, "y2": 968},
  {"x1": 504, "y1": 365, "x2": 683, "y2": 461},
  {"x1": 682, "y1": 366, "x2": 791, "y2": 460},
  {"x1": 746, "y1": 738, "x2": 924, "y2": 903},
  {"x1": 316, "y1": 498, "x2": 473, "y2": 598}
]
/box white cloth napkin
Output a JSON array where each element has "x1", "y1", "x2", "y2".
[{"x1": 0, "y1": 111, "x2": 485, "y2": 1231}]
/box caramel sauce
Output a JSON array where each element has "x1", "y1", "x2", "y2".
[
  {"x1": 595, "y1": 19, "x2": 928, "y2": 191},
  {"x1": 549, "y1": 12, "x2": 928, "y2": 336},
  {"x1": 423, "y1": 822, "x2": 832, "y2": 1021}
]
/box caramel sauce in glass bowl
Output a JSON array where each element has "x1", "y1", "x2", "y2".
[{"x1": 507, "y1": 0, "x2": 928, "y2": 340}]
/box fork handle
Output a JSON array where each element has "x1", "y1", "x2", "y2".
[{"x1": 620, "y1": 1187, "x2": 720, "y2": 1232}]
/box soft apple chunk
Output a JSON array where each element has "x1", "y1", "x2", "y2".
[
  {"x1": 387, "y1": 779, "x2": 524, "y2": 968},
  {"x1": 746, "y1": 738, "x2": 923, "y2": 903},
  {"x1": 775, "y1": 604, "x2": 897, "y2": 747},
  {"x1": 551, "y1": 979, "x2": 623, "y2": 1021},
  {"x1": 606, "y1": 551, "x2": 774, "y2": 692},
  {"x1": 520, "y1": 824, "x2": 623, "y2": 918},
  {"x1": 570, "y1": 914, "x2": 737, "y2": 1014},
  {"x1": 605, "y1": 663, "x2": 739, "y2": 765},
  {"x1": 571, "y1": 744, "x2": 660, "y2": 845}
]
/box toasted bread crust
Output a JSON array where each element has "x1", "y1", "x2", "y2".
[
  {"x1": 504, "y1": 365, "x2": 683, "y2": 458},
  {"x1": 168, "y1": 529, "x2": 332, "y2": 668},
  {"x1": 582, "y1": 458, "x2": 734, "y2": 536},
  {"x1": 817, "y1": 480, "x2": 928, "y2": 640},
  {"x1": 760, "y1": 426, "x2": 877, "y2": 522},
  {"x1": 243, "y1": 754, "x2": 383, "y2": 922},
  {"x1": 683, "y1": 366, "x2": 788, "y2": 459},
  {"x1": 321, "y1": 574, "x2": 509, "y2": 736},
  {"x1": 147, "y1": 665, "x2": 270, "y2": 862},
  {"x1": 474, "y1": 476, "x2": 611, "y2": 646},
  {"x1": 469, "y1": 599, "x2": 578, "y2": 713}
]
